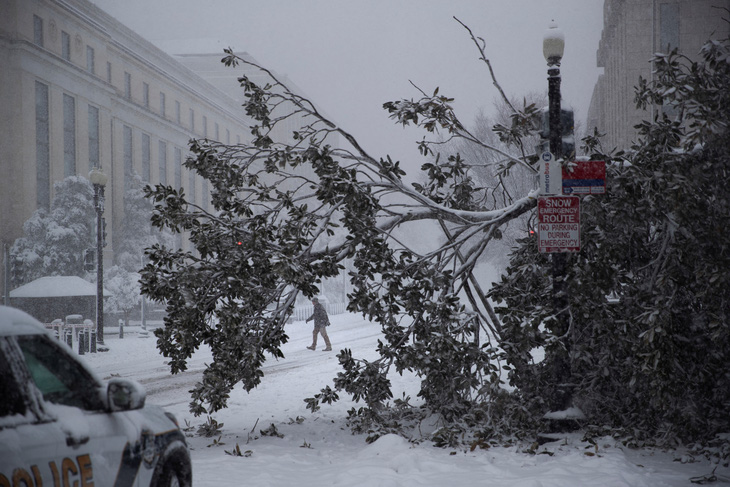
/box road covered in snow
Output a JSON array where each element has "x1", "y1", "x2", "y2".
[{"x1": 82, "y1": 313, "x2": 727, "y2": 486}]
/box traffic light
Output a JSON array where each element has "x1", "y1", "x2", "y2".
[
  {"x1": 84, "y1": 248, "x2": 96, "y2": 272},
  {"x1": 102, "y1": 218, "x2": 108, "y2": 248},
  {"x1": 537, "y1": 108, "x2": 575, "y2": 159}
]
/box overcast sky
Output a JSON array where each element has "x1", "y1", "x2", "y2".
[{"x1": 90, "y1": 0, "x2": 604, "y2": 169}]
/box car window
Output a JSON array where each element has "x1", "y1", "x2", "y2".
[
  {"x1": 0, "y1": 345, "x2": 25, "y2": 417},
  {"x1": 18, "y1": 335, "x2": 104, "y2": 411}
]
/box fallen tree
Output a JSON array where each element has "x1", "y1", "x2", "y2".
[{"x1": 140, "y1": 20, "x2": 541, "y2": 423}]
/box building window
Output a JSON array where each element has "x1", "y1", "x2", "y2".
[
  {"x1": 35, "y1": 81, "x2": 50, "y2": 209},
  {"x1": 88, "y1": 105, "x2": 99, "y2": 171},
  {"x1": 226, "y1": 129, "x2": 230, "y2": 144},
  {"x1": 143, "y1": 82, "x2": 149, "y2": 108},
  {"x1": 202, "y1": 180, "x2": 209, "y2": 212},
  {"x1": 188, "y1": 168, "x2": 196, "y2": 204},
  {"x1": 215, "y1": 122, "x2": 219, "y2": 141},
  {"x1": 174, "y1": 154, "x2": 185, "y2": 247},
  {"x1": 86, "y1": 46, "x2": 95, "y2": 74},
  {"x1": 124, "y1": 72, "x2": 131, "y2": 99},
  {"x1": 123, "y1": 125, "x2": 133, "y2": 190},
  {"x1": 158, "y1": 141, "x2": 167, "y2": 185},
  {"x1": 61, "y1": 31, "x2": 71, "y2": 61},
  {"x1": 107, "y1": 62, "x2": 112, "y2": 83},
  {"x1": 202, "y1": 115, "x2": 208, "y2": 138},
  {"x1": 189, "y1": 108, "x2": 195, "y2": 132},
  {"x1": 159, "y1": 92, "x2": 166, "y2": 118},
  {"x1": 174, "y1": 148, "x2": 182, "y2": 190},
  {"x1": 63, "y1": 94, "x2": 76, "y2": 177},
  {"x1": 659, "y1": 3, "x2": 680, "y2": 52},
  {"x1": 175, "y1": 100, "x2": 181, "y2": 124},
  {"x1": 659, "y1": 3, "x2": 680, "y2": 116},
  {"x1": 33, "y1": 15, "x2": 44, "y2": 47},
  {"x1": 141, "y1": 133, "x2": 151, "y2": 182}
]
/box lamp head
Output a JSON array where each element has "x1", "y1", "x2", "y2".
[
  {"x1": 89, "y1": 167, "x2": 108, "y2": 187},
  {"x1": 543, "y1": 20, "x2": 565, "y2": 66}
]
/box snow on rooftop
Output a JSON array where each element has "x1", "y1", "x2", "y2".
[{"x1": 10, "y1": 276, "x2": 111, "y2": 298}]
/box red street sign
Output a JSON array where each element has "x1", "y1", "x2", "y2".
[
  {"x1": 562, "y1": 160, "x2": 606, "y2": 195},
  {"x1": 538, "y1": 196, "x2": 580, "y2": 253}
]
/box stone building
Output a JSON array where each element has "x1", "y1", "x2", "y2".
[
  {"x1": 0, "y1": 0, "x2": 273, "y2": 299},
  {"x1": 586, "y1": 0, "x2": 730, "y2": 151}
]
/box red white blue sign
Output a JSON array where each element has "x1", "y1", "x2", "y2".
[{"x1": 562, "y1": 160, "x2": 606, "y2": 195}]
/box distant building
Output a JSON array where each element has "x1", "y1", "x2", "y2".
[
  {"x1": 586, "y1": 0, "x2": 730, "y2": 151},
  {"x1": 161, "y1": 42, "x2": 326, "y2": 150},
  {"x1": 0, "y1": 0, "x2": 324, "y2": 301}
]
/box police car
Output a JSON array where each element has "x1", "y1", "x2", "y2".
[{"x1": 0, "y1": 306, "x2": 191, "y2": 486}]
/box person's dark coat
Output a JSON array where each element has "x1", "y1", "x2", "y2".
[{"x1": 307, "y1": 302, "x2": 330, "y2": 328}]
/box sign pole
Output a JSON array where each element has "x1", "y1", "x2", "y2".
[{"x1": 546, "y1": 38, "x2": 573, "y2": 414}]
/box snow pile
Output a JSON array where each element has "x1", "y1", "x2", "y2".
[{"x1": 82, "y1": 313, "x2": 728, "y2": 486}]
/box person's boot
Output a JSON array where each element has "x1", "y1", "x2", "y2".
[
  {"x1": 323, "y1": 336, "x2": 332, "y2": 351},
  {"x1": 307, "y1": 330, "x2": 318, "y2": 350}
]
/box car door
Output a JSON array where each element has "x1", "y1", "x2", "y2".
[
  {"x1": 0, "y1": 420, "x2": 73, "y2": 486},
  {"x1": 0, "y1": 338, "x2": 71, "y2": 486},
  {"x1": 14, "y1": 334, "x2": 135, "y2": 487}
]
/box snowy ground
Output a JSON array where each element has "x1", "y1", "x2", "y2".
[{"x1": 82, "y1": 313, "x2": 728, "y2": 487}]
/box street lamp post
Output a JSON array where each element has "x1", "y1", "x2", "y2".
[
  {"x1": 544, "y1": 21, "x2": 564, "y2": 161},
  {"x1": 89, "y1": 167, "x2": 108, "y2": 348},
  {"x1": 543, "y1": 22, "x2": 572, "y2": 412}
]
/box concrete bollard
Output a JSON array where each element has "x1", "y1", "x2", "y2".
[
  {"x1": 51, "y1": 319, "x2": 63, "y2": 340},
  {"x1": 119, "y1": 319, "x2": 124, "y2": 339},
  {"x1": 78, "y1": 332, "x2": 86, "y2": 355},
  {"x1": 90, "y1": 330, "x2": 96, "y2": 353}
]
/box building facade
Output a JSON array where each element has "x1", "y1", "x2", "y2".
[
  {"x1": 0, "y1": 0, "x2": 255, "y2": 299},
  {"x1": 168, "y1": 49, "x2": 311, "y2": 149},
  {"x1": 586, "y1": 0, "x2": 730, "y2": 151}
]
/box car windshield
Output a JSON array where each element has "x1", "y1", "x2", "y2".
[{"x1": 18, "y1": 335, "x2": 104, "y2": 411}]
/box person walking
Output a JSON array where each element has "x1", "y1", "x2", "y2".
[{"x1": 306, "y1": 297, "x2": 332, "y2": 351}]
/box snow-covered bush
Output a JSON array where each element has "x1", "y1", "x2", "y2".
[
  {"x1": 10, "y1": 176, "x2": 95, "y2": 285},
  {"x1": 104, "y1": 265, "x2": 142, "y2": 326}
]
